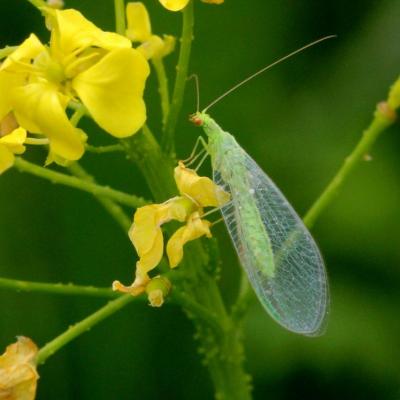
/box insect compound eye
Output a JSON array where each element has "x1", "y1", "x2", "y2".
[{"x1": 189, "y1": 114, "x2": 203, "y2": 126}]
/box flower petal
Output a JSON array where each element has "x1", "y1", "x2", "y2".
[
  {"x1": 0, "y1": 34, "x2": 45, "y2": 72},
  {"x1": 174, "y1": 161, "x2": 230, "y2": 207},
  {"x1": 49, "y1": 9, "x2": 131, "y2": 60},
  {"x1": 167, "y1": 212, "x2": 212, "y2": 268},
  {"x1": 129, "y1": 204, "x2": 162, "y2": 255},
  {"x1": 201, "y1": 0, "x2": 224, "y2": 4},
  {"x1": 0, "y1": 127, "x2": 27, "y2": 154},
  {"x1": 126, "y1": 2, "x2": 152, "y2": 42},
  {"x1": 0, "y1": 144, "x2": 15, "y2": 175},
  {"x1": 72, "y1": 48, "x2": 150, "y2": 137},
  {"x1": 12, "y1": 82, "x2": 86, "y2": 160},
  {"x1": 0, "y1": 337, "x2": 39, "y2": 400},
  {"x1": 158, "y1": 0, "x2": 190, "y2": 11}
]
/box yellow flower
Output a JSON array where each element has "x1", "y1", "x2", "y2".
[
  {"x1": 158, "y1": 0, "x2": 224, "y2": 11},
  {"x1": 126, "y1": 3, "x2": 176, "y2": 60},
  {"x1": 113, "y1": 161, "x2": 229, "y2": 296},
  {"x1": 0, "y1": 337, "x2": 39, "y2": 400},
  {"x1": 174, "y1": 161, "x2": 230, "y2": 207},
  {"x1": 0, "y1": 114, "x2": 27, "y2": 175},
  {"x1": 158, "y1": 0, "x2": 190, "y2": 12},
  {"x1": 167, "y1": 211, "x2": 212, "y2": 268},
  {"x1": 0, "y1": 9, "x2": 150, "y2": 164}
]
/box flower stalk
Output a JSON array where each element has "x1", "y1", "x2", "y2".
[
  {"x1": 13, "y1": 157, "x2": 147, "y2": 209},
  {"x1": 36, "y1": 295, "x2": 134, "y2": 365},
  {"x1": 304, "y1": 101, "x2": 397, "y2": 228},
  {"x1": 162, "y1": 0, "x2": 194, "y2": 154}
]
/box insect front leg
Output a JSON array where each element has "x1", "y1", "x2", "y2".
[{"x1": 181, "y1": 136, "x2": 210, "y2": 169}]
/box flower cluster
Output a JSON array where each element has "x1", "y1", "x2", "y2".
[
  {"x1": 113, "y1": 161, "x2": 230, "y2": 299},
  {"x1": 0, "y1": 7, "x2": 149, "y2": 169}
]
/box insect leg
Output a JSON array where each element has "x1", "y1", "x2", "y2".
[{"x1": 181, "y1": 136, "x2": 208, "y2": 164}]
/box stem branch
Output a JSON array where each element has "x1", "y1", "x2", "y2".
[
  {"x1": 0, "y1": 277, "x2": 119, "y2": 298},
  {"x1": 68, "y1": 163, "x2": 131, "y2": 231},
  {"x1": 152, "y1": 58, "x2": 171, "y2": 130},
  {"x1": 162, "y1": 1, "x2": 194, "y2": 154},
  {"x1": 14, "y1": 157, "x2": 147, "y2": 209},
  {"x1": 304, "y1": 102, "x2": 396, "y2": 228},
  {"x1": 36, "y1": 295, "x2": 134, "y2": 364},
  {"x1": 114, "y1": 0, "x2": 126, "y2": 36}
]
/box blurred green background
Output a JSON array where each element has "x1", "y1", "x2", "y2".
[{"x1": 1, "y1": 1, "x2": 400, "y2": 399}]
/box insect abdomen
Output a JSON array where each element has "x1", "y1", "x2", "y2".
[{"x1": 212, "y1": 135, "x2": 275, "y2": 278}]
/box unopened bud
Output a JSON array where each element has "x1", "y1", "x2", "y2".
[{"x1": 146, "y1": 276, "x2": 171, "y2": 307}]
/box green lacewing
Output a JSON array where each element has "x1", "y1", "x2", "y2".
[{"x1": 189, "y1": 37, "x2": 334, "y2": 335}]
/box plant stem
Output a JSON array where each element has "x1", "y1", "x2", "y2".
[
  {"x1": 68, "y1": 163, "x2": 131, "y2": 231},
  {"x1": 36, "y1": 295, "x2": 134, "y2": 364},
  {"x1": 0, "y1": 276, "x2": 221, "y2": 333},
  {"x1": 162, "y1": 0, "x2": 194, "y2": 154},
  {"x1": 152, "y1": 58, "x2": 171, "y2": 130},
  {"x1": 114, "y1": 0, "x2": 126, "y2": 36},
  {"x1": 0, "y1": 277, "x2": 120, "y2": 298},
  {"x1": 122, "y1": 125, "x2": 177, "y2": 201},
  {"x1": 13, "y1": 157, "x2": 147, "y2": 209},
  {"x1": 85, "y1": 144, "x2": 124, "y2": 154},
  {"x1": 123, "y1": 124, "x2": 252, "y2": 399},
  {"x1": 304, "y1": 102, "x2": 396, "y2": 228}
]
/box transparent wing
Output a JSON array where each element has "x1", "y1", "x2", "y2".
[{"x1": 214, "y1": 152, "x2": 329, "y2": 336}]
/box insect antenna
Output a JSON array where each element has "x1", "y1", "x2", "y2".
[
  {"x1": 202, "y1": 35, "x2": 337, "y2": 113},
  {"x1": 187, "y1": 74, "x2": 201, "y2": 112}
]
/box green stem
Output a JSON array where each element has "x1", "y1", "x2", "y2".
[
  {"x1": 123, "y1": 124, "x2": 252, "y2": 400},
  {"x1": 0, "y1": 276, "x2": 221, "y2": 333},
  {"x1": 25, "y1": 0, "x2": 46, "y2": 9},
  {"x1": 36, "y1": 295, "x2": 134, "y2": 364},
  {"x1": 13, "y1": 157, "x2": 147, "y2": 209},
  {"x1": 68, "y1": 163, "x2": 131, "y2": 231},
  {"x1": 0, "y1": 46, "x2": 18, "y2": 59},
  {"x1": 162, "y1": 0, "x2": 194, "y2": 154},
  {"x1": 85, "y1": 144, "x2": 124, "y2": 154},
  {"x1": 304, "y1": 102, "x2": 396, "y2": 228},
  {"x1": 0, "y1": 277, "x2": 120, "y2": 298},
  {"x1": 152, "y1": 58, "x2": 171, "y2": 130},
  {"x1": 122, "y1": 125, "x2": 177, "y2": 201},
  {"x1": 114, "y1": 0, "x2": 126, "y2": 36}
]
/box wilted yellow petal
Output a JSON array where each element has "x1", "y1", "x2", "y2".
[
  {"x1": 167, "y1": 212, "x2": 212, "y2": 268},
  {"x1": 0, "y1": 113, "x2": 19, "y2": 137},
  {"x1": 0, "y1": 144, "x2": 14, "y2": 175},
  {"x1": 12, "y1": 82, "x2": 86, "y2": 160},
  {"x1": 72, "y1": 48, "x2": 150, "y2": 137},
  {"x1": 158, "y1": 0, "x2": 190, "y2": 12},
  {"x1": 0, "y1": 336, "x2": 39, "y2": 400},
  {"x1": 129, "y1": 205, "x2": 162, "y2": 255},
  {"x1": 126, "y1": 2, "x2": 152, "y2": 42},
  {"x1": 174, "y1": 161, "x2": 230, "y2": 207}
]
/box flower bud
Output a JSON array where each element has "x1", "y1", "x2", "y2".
[{"x1": 146, "y1": 276, "x2": 171, "y2": 307}]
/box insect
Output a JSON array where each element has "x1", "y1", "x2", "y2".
[{"x1": 188, "y1": 37, "x2": 334, "y2": 336}]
